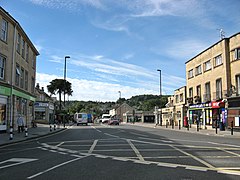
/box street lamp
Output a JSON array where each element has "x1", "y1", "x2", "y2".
[
  {"x1": 64, "y1": 56, "x2": 70, "y2": 106},
  {"x1": 118, "y1": 91, "x2": 121, "y2": 99},
  {"x1": 157, "y1": 69, "x2": 162, "y2": 126}
]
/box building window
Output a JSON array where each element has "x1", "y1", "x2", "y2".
[
  {"x1": 26, "y1": 45, "x2": 29, "y2": 62},
  {"x1": 216, "y1": 78, "x2": 222, "y2": 99},
  {"x1": 195, "y1": 65, "x2": 202, "y2": 75},
  {"x1": 188, "y1": 69, "x2": 194, "y2": 79},
  {"x1": 215, "y1": 54, "x2": 222, "y2": 66},
  {"x1": 15, "y1": 64, "x2": 20, "y2": 86},
  {"x1": 22, "y1": 39, "x2": 25, "y2": 58},
  {"x1": 0, "y1": 55, "x2": 6, "y2": 79},
  {"x1": 204, "y1": 60, "x2": 211, "y2": 71},
  {"x1": 25, "y1": 71, "x2": 28, "y2": 91},
  {"x1": 20, "y1": 68, "x2": 24, "y2": 88},
  {"x1": 1, "y1": 19, "x2": 8, "y2": 42},
  {"x1": 16, "y1": 33, "x2": 21, "y2": 53},
  {"x1": 196, "y1": 85, "x2": 201, "y2": 97},
  {"x1": 175, "y1": 95, "x2": 179, "y2": 103},
  {"x1": 31, "y1": 77, "x2": 35, "y2": 93},
  {"x1": 189, "y1": 87, "x2": 193, "y2": 98},
  {"x1": 180, "y1": 93, "x2": 183, "y2": 102},
  {"x1": 236, "y1": 75, "x2": 240, "y2": 96},
  {"x1": 204, "y1": 82, "x2": 211, "y2": 102},
  {"x1": 234, "y1": 48, "x2": 240, "y2": 60}
]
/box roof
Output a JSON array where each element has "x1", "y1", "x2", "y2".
[{"x1": 185, "y1": 32, "x2": 240, "y2": 64}]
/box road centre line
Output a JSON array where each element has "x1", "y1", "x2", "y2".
[
  {"x1": 127, "y1": 139, "x2": 144, "y2": 161},
  {"x1": 27, "y1": 156, "x2": 88, "y2": 179},
  {"x1": 88, "y1": 140, "x2": 98, "y2": 154},
  {"x1": 170, "y1": 145, "x2": 215, "y2": 169}
]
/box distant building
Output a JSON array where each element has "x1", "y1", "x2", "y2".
[
  {"x1": 0, "y1": 7, "x2": 39, "y2": 132},
  {"x1": 34, "y1": 83, "x2": 55, "y2": 124}
]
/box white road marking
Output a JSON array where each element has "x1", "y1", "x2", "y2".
[
  {"x1": 56, "y1": 142, "x2": 64, "y2": 147},
  {"x1": 0, "y1": 158, "x2": 38, "y2": 170},
  {"x1": 88, "y1": 140, "x2": 98, "y2": 154},
  {"x1": 104, "y1": 133, "x2": 119, "y2": 138},
  {"x1": 127, "y1": 139, "x2": 144, "y2": 161},
  {"x1": 170, "y1": 145, "x2": 215, "y2": 169},
  {"x1": 27, "y1": 156, "x2": 88, "y2": 179}
]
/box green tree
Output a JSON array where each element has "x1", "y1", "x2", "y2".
[{"x1": 47, "y1": 79, "x2": 73, "y2": 110}]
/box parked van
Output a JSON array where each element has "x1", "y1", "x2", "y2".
[{"x1": 74, "y1": 113, "x2": 88, "y2": 126}]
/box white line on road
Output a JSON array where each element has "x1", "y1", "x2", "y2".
[
  {"x1": 27, "y1": 156, "x2": 88, "y2": 179},
  {"x1": 127, "y1": 139, "x2": 144, "y2": 161},
  {"x1": 104, "y1": 133, "x2": 119, "y2": 138},
  {"x1": 88, "y1": 140, "x2": 98, "y2": 154},
  {"x1": 56, "y1": 142, "x2": 64, "y2": 147},
  {"x1": 0, "y1": 158, "x2": 38, "y2": 170}
]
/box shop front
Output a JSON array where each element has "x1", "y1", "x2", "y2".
[
  {"x1": 188, "y1": 103, "x2": 212, "y2": 129},
  {"x1": 211, "y1": 101, "x2": 226, "y2": 129},
  {"x1": 0, "y1": 86, "x2": 10, "y2": 132},
  {"x1": 34, "y1": 102, "x2": 55, "y2": 124},
  {"x1": 227, "y1": 96, "x2": 240, "y2": 129}
]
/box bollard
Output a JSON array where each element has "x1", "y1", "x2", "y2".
[
  {"x1": 54, "y1": 124, "x2": 56, "y2": 131},
  {"x1": 25, "y1": 126, "x2": 28, "y2": 137},
  {"x1": 166, "y1": 120, "x2": 168, "y2": 128},
  {"x1": 50, "y1": 124, "x2": 52, "y2": 132},
  {"x1": 179, "y1": 120, "x2": 181, "y2": 130},
  {"x1": 187, "y1": 124, "x2": 189, "y2": 131},
  {"x1": 231, "y1": 121, "x2": 233, "y2": 135},
  {"x1": 9, "y1": 126, "x2": 13, "y2": 140},
  {"x1": 172, "y1": 120, "x2": 174, "y2": 129},
  {"x1": 215, "y1": 120, "x2": 217, "y2": 134},
  {"x1": 197, "y1": 121, "x2": 199, "y2": 132}
]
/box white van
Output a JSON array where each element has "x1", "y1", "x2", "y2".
[
  {"x1": 101, "y1": 114, "x2": 111, "y2": 123},
  {"x1": 74, "y1": 113, "x2": 88, "y2": 126}
]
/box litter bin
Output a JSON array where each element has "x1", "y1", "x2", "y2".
[{"x1": 219, "y1": 122, "x2": 225, "y2": 131}]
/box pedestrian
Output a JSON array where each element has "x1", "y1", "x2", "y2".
[{"x1": 17, "y1": 114, "x2": 24, "y2": 133}]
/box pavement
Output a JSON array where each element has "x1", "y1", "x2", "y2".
[
  {"x1": 132, "y1": 122, "x2": 240, "y2": 138},
  {"x1": 0, "y1": 123, "x2": 67, "y2": 147},
  {"x1": 1, "y1": 122, "x2": 240, "y2": 147}
]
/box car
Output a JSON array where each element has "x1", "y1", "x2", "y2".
[{"x1": 108, "y1": 119, "x2": 120, "y2": 125}]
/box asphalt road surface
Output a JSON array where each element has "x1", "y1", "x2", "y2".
[{"x1": 1, "y1": 123, "x2": 240, "y2": 180}]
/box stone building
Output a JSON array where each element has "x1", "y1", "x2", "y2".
[
  {"x1": 0, "y1": 7, "x2": 39, "y2": 132},
  {"x1": 185, "y1": 32, "x2": 240, "y2": 129}
]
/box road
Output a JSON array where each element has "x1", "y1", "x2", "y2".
[{"x1": 1, "y1": 123, "x2": 240, "y2": 180}]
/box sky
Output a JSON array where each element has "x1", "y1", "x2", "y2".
[{"x1": 1, "y1": 0, "x2": 240, "y2": 102}]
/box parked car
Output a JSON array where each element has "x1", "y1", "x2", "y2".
[{"x1": 108, "y1": 118, "x2": 120, "y2": 125}]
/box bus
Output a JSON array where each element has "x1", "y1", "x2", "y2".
[{"x1": 74, "y1": 113, "x2": 88, "y2": 126}]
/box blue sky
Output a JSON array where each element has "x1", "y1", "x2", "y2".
[{"x1": 1, "y1": 0, "x2": 240, "y2": 101}]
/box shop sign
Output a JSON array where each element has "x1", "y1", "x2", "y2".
[
  {"x1": 34, "y1": 102, "x2": 49, "y2": 107},
  {"x1": 211, "y1": 101, "x2": 225, "y2": 108},
  {"x1": 189, "y1": 103, "x2": 211, "y2": 109}
]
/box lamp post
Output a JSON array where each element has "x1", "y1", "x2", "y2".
[
  {"x1": 118, "y1": 91, "x2": 121, "y2": 99},
  {"x1": 157, "y1": 69, "x2": 162, "y2": 126},
  {"x1": 64, "y1": 56, "x2": 70, "y2": 106}
]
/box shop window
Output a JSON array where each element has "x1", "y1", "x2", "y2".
[{"x1": 0, "y1": 104, "x2": 6, "y2": 128}]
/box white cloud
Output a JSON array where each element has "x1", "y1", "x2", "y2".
[{"x1": 36, "y1": 72, "x2": 157, "y2": 101}]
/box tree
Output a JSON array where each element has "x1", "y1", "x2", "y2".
[{"x1": 47, "y1": 79, "x2": 73, "y2": 110}]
